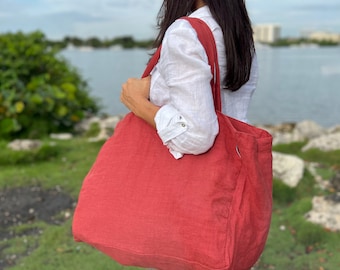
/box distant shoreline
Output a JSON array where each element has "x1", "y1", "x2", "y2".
[{"x1": 52, "y1": 36, "x2": 340, "y2": 50}]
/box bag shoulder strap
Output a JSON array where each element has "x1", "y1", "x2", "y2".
[{"x1": 142, "y1": 17, "x2": 222, "y2": 112}]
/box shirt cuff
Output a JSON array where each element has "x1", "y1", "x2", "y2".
[{"x1": 154, "y1": 105, "x2": 188, "y2": 159}]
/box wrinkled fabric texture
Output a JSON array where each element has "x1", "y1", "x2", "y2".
[
  {"x1": 72, "y1": 17, "x2": 273, "y2": 270},
  {"x1": 151, "y1": 6, "x2": 258, "y2": 159}
]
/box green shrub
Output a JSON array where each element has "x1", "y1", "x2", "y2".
[
  {"x1": 0, "y1": 31, "x2": 100, "y2": 139},
  {"x1": 272, "y1": 141, "x2": 306, "y2": 155},
  {"x1": 300, "y1": 149, "x2": 340, "y2": 167},
  {"x1": 84, "y1": 122, "x2": 101, "y2": 138},
  {"x1": 0, "y1": 141, "x2": 63, "y2": 165},
  {"x1": 295, "y1": 223, "x2": 327, "y2": 246},
  {"x1": 284, "y1": 198, "x2": 328, "y2": 246},
  {"x1": 273, "y1": 178, "x2": 297, "y2": 204}
]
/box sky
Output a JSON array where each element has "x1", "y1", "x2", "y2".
[{"x1": 0, "y1": 0, "x2": 339, "y2": 40}]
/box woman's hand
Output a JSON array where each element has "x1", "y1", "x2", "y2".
[
  {"x1": 120, "y1": 75, "x2": 159, "y2": 128},
  {"x1": 120, "y1": 76, "x2": 151, "y2": 112}
]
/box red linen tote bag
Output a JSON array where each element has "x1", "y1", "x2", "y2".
[{"x1": 72, "y1": 17, "x2": 273, "y2": 270}]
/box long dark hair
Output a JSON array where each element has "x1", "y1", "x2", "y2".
[{"x1": 154, "y1": 0, "x2": 255, "y2": 91}]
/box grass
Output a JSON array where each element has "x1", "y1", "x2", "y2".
[
  {"x1": 0, "y1": 138, "x2": 141, "y2": 270},
  {"x1": 5, "y1": 221, "x2": 137, "y2": 270},
  {"x1": 0, "y1": 139, "x2": 104, "y2": 196},
  {"x1": 257, "y1": 142, "x2": 340, "y2": 269},
  {"x1": 0, "y1": 140, "x2": 63, "y2": 166},
  {"x1": 1, "y1": 139, "x2": 340, "y2": 269}
]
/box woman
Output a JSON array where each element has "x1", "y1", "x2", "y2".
[
  {"x1": 121, "y1": 0, "x2": 258, "y2": 159},
  {"x1": 72, "y1": 3, "x2": 271, "y2": 269}
]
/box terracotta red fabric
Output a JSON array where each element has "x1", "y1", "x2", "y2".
[{"x1": 72, "y1": 17, "x2": 273, "y2": 270}]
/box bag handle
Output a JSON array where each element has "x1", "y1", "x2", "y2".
[{"x1": 142, "y1": 17, "x2": 222, "y2": 112}]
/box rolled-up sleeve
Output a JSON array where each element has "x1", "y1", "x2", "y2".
[{"x1": 152, "y1": 20, "x2": 219, "y2": 159}]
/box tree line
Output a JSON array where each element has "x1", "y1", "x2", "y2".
[
  {"x1": 270, "y1": 38, "x2": 339, "y2": 47},
  {"x1": 49, "y1": 35, "x2": 155, "y2": 49}
]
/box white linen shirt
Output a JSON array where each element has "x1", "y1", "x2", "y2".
[{"x1": 150, "y1": 6, "x2": 258, "y2": 159}]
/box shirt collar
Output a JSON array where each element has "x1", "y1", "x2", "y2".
[{"x1": 189, "y1": 5, "x2": 210, "y2": 18}]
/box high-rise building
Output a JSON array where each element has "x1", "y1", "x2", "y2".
[
  {"x1": 253, "y1": 24, "x2": 281, "y2": 43},
  {"x1": 308, "y1": 31, "x2": 340, "y2": 43}
]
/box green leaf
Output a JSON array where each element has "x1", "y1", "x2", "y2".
[
  {"x1": 61, "y1": 83, "x2": 77, "y2": 100},
  {"x1": 45, "y1": 97, "x2": 55, "y2": 112},
  {"x1": 15, "y1": 101, "x2": 25, "y2": 113},
  {"x1": 0, "y1": 118, "x2": 20, "y2": 135},
  {"x1": 53, "y1": 87, "x2": 67, "y2": 99},
  {"x1": 56, "y1": 105, "x2": 68, "y2": 117},
  {"x1": 30, "y1": 94, "x2": 44, "y2": 104}
]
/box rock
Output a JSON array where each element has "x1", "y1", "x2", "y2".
[
  {"x1": 264, "y1": 122, "x2": 296, "y2": 133},
  {"x1": 89, "y1": 116, "x2": 123, "y2": 141},
  {"x1": 88, "y1": 127, "x2": 109, "y2": 142},
  {"x1": 306, "y1": 162, "x2": 331, "y2": 190},
  {"x1": 260, "y1": 123, "x2": 303, "y2": 145},
  {"x1": 302, "y1": 132, "x2": 340, "y2": 152},
  {"x1": 305, "y1": 195, "x2": 340, "y2": 231},
  {"x1": 50, "y1": 133, "x2": 73, "y2": 140},
  {"x1": 102, "y1": 116, "x2": 122, "y2": 130},
  {"x1": 7, "y1": 140, "x2": 42, "y2": 151},
  {"x1": 74, "y1": 116, "x2": 102, "y2": 133},
  {"x1": 330, "y1": 171, "x2": 340, "y2": 192},
  {"x1": 272, "y1": 130, "x2": 305, "y2": 145},
  {"x1": 75, "y1": 116, "x2": 122, "y2": 132},
  {"x1": 272, "y1": 152, "x2": 305, "y2": 187},
  {"x1": 293, "y1": 120, "x2": 325, "y2": 140},
  {"x1": 269, "y1": 120, "x2": 325, "y2": 145},
  {"x1": 264, "y1": 120, "x2": 340, "y2": 147},
  {"x1": 75, "y1": 115, "x2": 123, "y2": 142},
  {"x1": 327, "y1": 125, "x2": 340, "y2": 134}
]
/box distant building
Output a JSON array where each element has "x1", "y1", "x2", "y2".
[
  {"x1": 308, "y1": 31, "x2": 340, "y2": 43},
  {"x1": 253, "y1": 24, "x2": 281, "y2": 43}
]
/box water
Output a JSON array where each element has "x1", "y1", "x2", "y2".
[
  {"x1": 61, "y1": 45, "x2": 340, "y2": 128},
  {"x1": 250, "y1": 45, "x2": 340, "y2": 127},
  {"x1": 61, "y1": 48, "x2": 149, "y2": 117}
]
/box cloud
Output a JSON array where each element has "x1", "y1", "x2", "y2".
[
  {"x1": 0, "y1": 0, "x2": 339, "y2": 39},
  {"x1": 247, "y1": 0, "x2": 340, "y2": 36},
  {"x1": 37, "y1": 0, "x2": 160, "y2": 17},
  {"x1": 0, "y1": 0, "x2": 161, "y2": 39},
  {"x1": 294, "y1": 3, "x2": 340, "y2": 11}
]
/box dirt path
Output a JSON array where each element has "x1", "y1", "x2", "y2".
[{"x1": 0, "y1": 186, "x2": 75, "y2": 269}]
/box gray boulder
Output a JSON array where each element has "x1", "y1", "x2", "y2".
[
  {"x1": 294, "y1": 120, "x2": 325, "y2": 140},
  {"x1": 302, "y1": 132, "x2": 340, "y2": 152},
  {"x1": 50, "y1": 133, "x2": 73, "y2": 140},
  {"x1": 305, "y1": 194, "x2": 340, "y2": 232},
  {"x1": 272, "y1": 152, "x2": 305, "y2": 187},
  {"x1": 7, "y1": 139, "x2": 42, "y2": 151}
]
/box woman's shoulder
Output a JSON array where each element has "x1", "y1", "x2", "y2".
[
  {"x1": 162, "y1": 18, "x2": 202, "y2": 50},
  {"x1": 160, "y1": 18, "x2": 209, "y2": 63},
  {"x1": 165, "y1": 17, "x2": 217, "y2": 42},
  {"x1": 165, "y1": 18, "x2": 197, "y2": 37}
]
